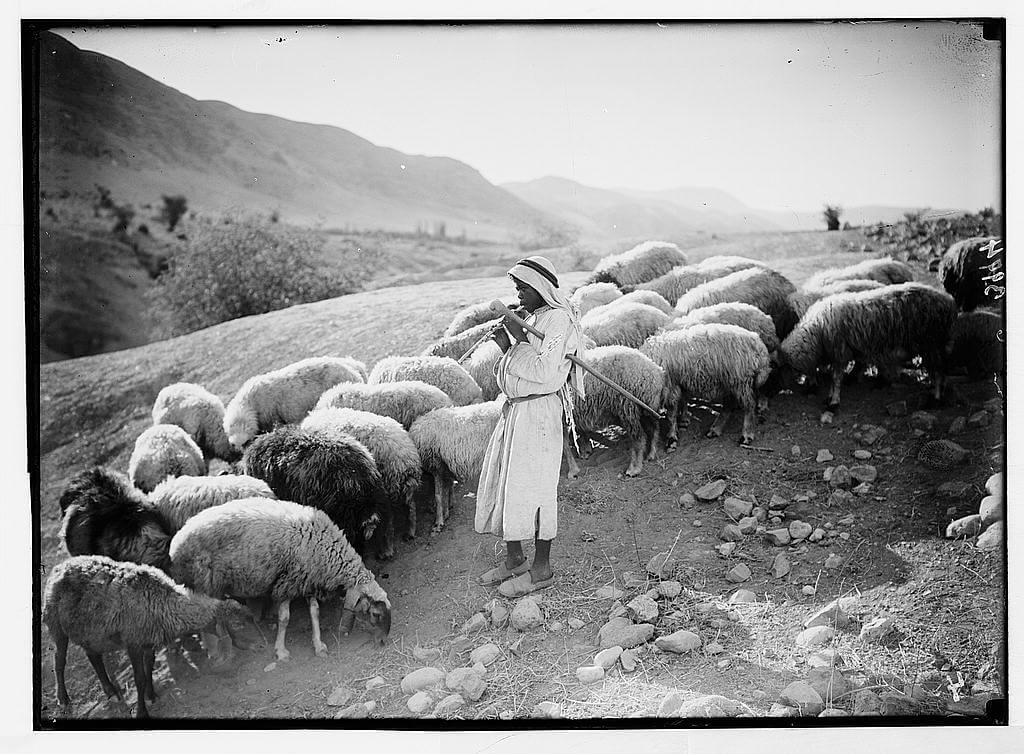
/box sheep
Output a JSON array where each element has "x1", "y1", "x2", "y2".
[
  {"x1": 148, "y1": 474, "x2": 277, "y2": 534},
  {"x1": 301, "y1": 407, "x2": 422, "y2": 552},
  {"x1": 802, "y1": 256, "x2": 914, "y2": 290},
  {"x1": 369, "y1": 355, "x2": 483, "y2": 406},
  {"x1": 443, "y1": 298, "x2": 515, "y2": 338},
  {"x1": 788, "y1": 279, "x2": 886, "y2": 321},
  {"x1": 151, "y1": 382, "x2": 239, "y2": 462},
  {"x1": 58, "y1": 466, "x2": 173, "y2": 571},
  {"x1": 635, "y1": 255, "x2": 767, "y2": 305},
  {"x1": 43, "y1": 555, "x2": 262, "y2": 717},
  {"x1": 223, "y1": 356, "x2": 365, "y2": 451},
  {"x1": 675, "y1": 266, "x2": 798, "y2": 339},
  {"x1": 581, "y1": 301, "x2": 673, "y2": 349},
  {"x1": 938, "y1": 236, "x2": 1005, "y2": 312},
  {"x1": 408, "y1": 400, "x2": 503, "y2": 532},
  {"x1": 569, "y1": 282, "x2": 623, "y2": 316},
  {"x1": 462, "y1": 340, "x2": 503, "y2": 401},
  {"x1": 667, "y1": 302, "x2": 780, "y2": 356},
  {"x1": 564, "y1": 346, "x2": 665, "y2": 478},
  {"x1": 777, "y1": 282, "x2": 957, "y2": 411},
  {"x1": 128, "y1": 424, "x2": 206, "y2": 494},
  {"x1": 585, "y1": 241, "x2": 688, "y2": 287},
  {"x1": 169, "y1": 498, "x2": 392, "y2": 661},
  {"x1": 422, "y1": 319, "x2": 499, "y2": 360},
  {"x1": 946, "y1": 310, "x2": 1004, "y2": 379},
  {"x1": 315, "y1": 379, "x2": 454, "y2": 430},
  {"x1": 242, "y1": 425, "x2": 387, "y2": 559},
  {"x1": 641, "y1": 323, "x2": 771, "y2": 447},
  {"x1": 608, "y1": 289, "x2": 676, "y2": 316}
]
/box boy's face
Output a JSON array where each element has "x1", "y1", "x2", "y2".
[{"x1": 513, "y1": 278, "x2": 545, "y2": 312}]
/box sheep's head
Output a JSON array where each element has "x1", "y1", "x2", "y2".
[
  {"x1": 216, "y1": 599, "x2": 266, "y2": 651},
  {"x1": 224, "y1": 409, "x2": 258, "y2": 451},
  {"x1": 340, "y1": 583, "x2": 392, "y2": 646},
  {"x1": 361, "y1": 511, "x2": 381, "y2": 543}
]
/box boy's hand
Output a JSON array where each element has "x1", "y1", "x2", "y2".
[
  {"x1": 503, "y1": 311, "x2": 528, "y2": 343},
  {"x1": 491, "y1": 326, "x2": 512, "y2": 352}
]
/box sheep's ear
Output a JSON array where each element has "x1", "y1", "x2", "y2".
[{"x1": 361, "y1": 513, "x2": 380, "y2": 542}]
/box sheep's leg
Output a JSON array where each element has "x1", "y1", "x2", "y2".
[
  {"x1": 642, "y1": 414, "x2": 659, "y2": 462},
  {"x1": 405, "y1": 487, "x2": 417, "y2": 541},
  {"x1": 826, "y1": 363, "x2": 844, "y2": 411},
  {"x1": 737, "y1": 387, "x2": 759, "y2": 445},
  {"x1": 126, "y1": 647, "x2": 150, "y2": 718},
  {"x1": 377, "y1": 503, "x2": 396, "y2": 561},
  {"x1": 274, "y1": 600, "x2": 291, "y2": 661},
  {"x1": 625, "y1": 430, "x2": 645, "y2": 477},
  {"x1": 563, "y1": 428, "x2": 582, "y2": 479},
  {"x1": 430, "y1": 471, "x2": 447, "y2": 533},
  {"x1": 664, "y1": 383, "x2": 683, "y2": 451},
  {"x1": 309, "y1": 597, "x2": 328, "y2": 656},
  {"x1": 86, "y1": 651, "x2": 123, "y2": 702},
  {"x1": 707, "y1": 408, "x2": 730, "y2": 439},
  {"x1": 53, "y1": 630, "x2": 70, "y2": 708}
]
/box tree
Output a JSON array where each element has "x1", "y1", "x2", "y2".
[
  {"x1": 160, "y1": 195, "x2": 189, "y2": 231},
  {"x1": 823, "y1": 204, "x2": 842, "y2": 231}
]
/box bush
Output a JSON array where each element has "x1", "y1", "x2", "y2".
[
  {"x1": 149, "y1": 212, "x2": 375, "y2": 337},
  {"x1": 160, "y1": 195, "x2": 189, "y2": 231},
  {"x1": 822, "y1": 204, "x2": 842, "y2": 231}
]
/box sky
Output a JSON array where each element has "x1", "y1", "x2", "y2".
[{"x1": 52, "y1": 21, "x2": 1001, "y2": 213}]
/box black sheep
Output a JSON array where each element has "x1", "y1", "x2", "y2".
[{"x1": 939, "y1": 236, "x2": 1005, "y2": 312}]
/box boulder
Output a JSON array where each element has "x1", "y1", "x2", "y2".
[
  {"x1": 737, "y1": 516, "x2": 758, "y2": 535},
  {"x1": 695, "y1": 479, "x2": 727, "y2": 500},
  {"x1": 462, "y1": 612, "x2": 489, "y2": 633},
  {"x1": 807, "y1": 667, "x2": 851, "y2": 701},
  {"x1": 796, "y1": 626, "x2": 835, "y2": 648},
  {"x1": 726, "y1": 563, "x2": 751, "y2": 583},
  {"x1": 724, "y1": 497, "x2": 754, "y2": 519},
  {"x1": 716, "y1": 542, "x2": 737, "y2": 557},
  {"x1": 576, "y1": 665, "x2": 605, "y2": 684},
  {"x1": 401, "y1": 667, "x2": 445, "y2": 694},
  {"x1": 658, "y1": 580, "x2": 682, "y2": 599},
  {"x1": 433, "y1": 694, "x2": 466, "y2": 716},
  {"x1": 598, "y1": 617, "x2": 655, "y2": 649},
  {"x1": 407, "y1": 691, "x2": 433, "y2": 714},
  {"x1": 619, "y1": 648, "x2": 637, "y2": 672},
  {"x1": 470, "y1": 643, "x2": 501, "y2": 667},
  {"x1": 816, "y1": 449, "x2": 834, "y2": 462},
  {"x1": 484, "y1": 599, "x2": 509, "y2": 628},
  {"x1": 806, "y1": 649, "x2": 844, "y2": 668},
  {"x1": 918, "y1": 440, "x2": 969, "y2": 468},
  {"x1": 728, "y1": 589, "x2": 757, "y2": 604},
  {"x1": 511, "y1": 597, "x2": 544, "y2": 631},
  {"x1": 849, "y1": 465, "x2": 877, "y2": 483},
  {"x1": 852, "y1": 689, "x2": 883, "y2": 716},
  {"x1": 532, "y1": 701, "x2": 562, "y2": 719},
  {"x1": 804, "y1": 599, "x2": 850, "y2": 629},
  {"x1": 818, "y1": 707, "x2": 849, "y2": 717},
  {"x1": 779, "y1": 681, "x2": 825, "y2": 716},
  {"x1": 852, "y1": 450, "x2": 872, "y2": 460},
  {"x1": 658, "y1": 693, "x2": 752, "y2": 718},
  {"x1": 771, "y1": 554, "x2": 791, "y2": 578},
  {"x1": 788, "y1": 520, "x2": 812, "y2": 541},
  {"x1": 765, "y1": 528, "x2": 791, "y2": 546},
  {"x1": 655, "y1": 630, "x2": 702, "y2": 654},
  {"x1": 595, "y1": 584, "x2": 625, "y2": 600},
  {"x1": 594, "y1": 646, "x2": 623, "y2": 669},
  {"x1": 986, "y1": 471, "x2": 1004, "y2": 498},
  {"x1": 646, "y1": 552, "x2": 675, "y2": 578},
  {"x1": 719, "y1": 524, "x2": 745, "y2": 542},
  {"x1": 945, "y1": 514, "x2": 983, "y2": 539},
  {"x1": 446, "y1": 667, "x2": 487, "y2": 702},
  {"x1": 828, "y1": 465, "x2": 852, "y2": 488},
  {"x1": 859, "y1": 616, "x2": 895, "y2": 643},
  {"x1": 334, "y1": 702, "x2": 372, "y2": 719},
  {"x1": 327, "y1": 686, "x2": 353, "y2": 707},
  {"x1": 824, "y1": 553, "x2": 843, "y2": 569},
  {"x1": 626, "y1": 595, "x2": 659, "y2": 623},
  {"x1": 411, "y1": 646, "x2": 441, "y2": 663},
  {"x1": 976, "y1": 520, "x2": 1004, "y2": 551},
  {"x1": 979, "y1": 495, "x2": 1003, "y2": 527},
  {"x1": 768, "y1": 703, "x2": 799, "y2": 717}
]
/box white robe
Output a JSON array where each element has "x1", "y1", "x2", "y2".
[{"x1": 474, "y1": 306, "x2": 577, "y2": 541}]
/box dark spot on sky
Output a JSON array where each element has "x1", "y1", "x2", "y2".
[{"x1": 787, "y1": 59, "x2": 792, "y2": 63}]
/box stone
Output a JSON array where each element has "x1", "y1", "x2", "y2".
[
  {"x1": 598, "y1": 617, "x2": 655, "y2": 649},
  {"x1": 627, "y1": 595, "x2": 660, "y2": 623},
  {"x1": 820, "y1": 411, "x2": 834, "y2": 424},
  {"x1": 816, "y1": 449, "x2": 834, "y2": 462},
  {"x1": 918, "y1": 440, "x2": 969, "y2": 468},
  {"x1": 327, "y1": 686, "x2": 353, "y2": 707},
  {"x1": 804, "y1": 599, "x2": 851, "y2": 629},
  {"x1": 852, "y1": 483, "x2": 872, "y2": 496},
  {"x1": 827, "y1": 489, "x2": 855, "y2": 507},
  {"x1": 658, "y1": 580, "x2": 682, "y2": 599},
  {"x1": 807, "y1": 667, "x2": 852, "y2": 701},
  {"x1": 470, "y1": 643, "x2": 501, "y2": 667},
  {"x1": 945, "y1": 514, "x2": 983, "y2": 539},
  {"x1": 968, "y1": 410, "x2": 991, "y2": 428},
  {"x1": 407, "y1": 691, "x2": 433, "y2": 714},
  {"x1": 365, "y1": 676, "x2": 386, "y2": 691},
  {"x1": 728, "y1": 589, "x2": 757, "y2": 604},
  {"x1": 462, "y1": 612, "x2": 489, "y2": 633},
  {"x1": 719, "y1": 524, "x2": 745, "y2": 542},
  {"x1": 716, "y1": 542, "x2": 737, "y2": 557},
  {"x1": 619, "y1": 648, "x2": 637, "y2": 672},
  {"x1": 859, "y1": 616, "x2": 895, "y2": 643},
  {"x1": 735, "y1": 516, "x2": 757, "y2": 535},
  {"x1": 986, "y1": 471, "x2": 1004, "y2": 498},
  {"x1": 852, "y1": 689, "x2": 883, "y2": 716},
  {"x1": 655, "y1": 629, "x2": 702, "y2": 654},
  {"x1": 595, "y1": 584, "x2": 625, "y2": 600},
  {"x1": 411, "y1": 646, "x2": 441, "y2": 663},
  {"x1": 511, "y1": 597, "x2": 544, "y2": 631},
  {"x1": 852, "y1": 449, "x2": 872, "y2": 460},
  {"x1": 608, "y1": 601, "x2": 628, "y2": 619},
  {"x1": 751, "y1": 506, "x2": 768, "y2": 522},
  {"x1": 849, "y1": 465, "x2": 877, "y2": 483},
  {"x1": 450, "y1": 635, "x2": 474, "y2": 653},
  {"x1": 791, "y1": 445, "x2": 801, "y2": 457},
  {"x1": 788, "y1": 520, "x2": 812, "y2": 541},
  {"x1": 679, "y1": 492, "x2": 696, "y2": 507},
  {"x1": 764, "y1": 528, "x2": 791, "y2": 546},
  {"x1": 593, "y1": 646, "x2": 623, "y2": 669},
  {"x1": 484, "y1": 600, "x2": 509, "y2": 628},
  {"x1": 885, "y1": 400, "x2": 908, "y2": 417},
  {"x1": 576, "y1": 665, "x2": 605, "y2": 684},
  {"x1": 769, "y1": 494, "x2": 791, "y2": 509},
  {"x1": 807, "y1": 649, "x2": 844, "y2": 668},
  {"x1": 706, "y1": 642, "x2": 724, "y2": 655},
  {"x1": 473, "y1": 662, "x2": 487, "y2": 675},
  {"x1": 802, "y1": 585, "x2": 816, "y2": 596},
  {"x1": 568, "y1": 618, "x2": 586, "y2": 631},
  {"x1": 658, "y1": 693, "x2": 752, "y2": 718},
  {"x1": 979, "y1": 495, "x2": 1003, "y2": 527},
  {"x1": 646, "y1": 552, "x2": 675, "y2": 577},
  {"x1": 695, "y1": 479, "x2": 727, "y2": 500},
  {"x1": 809, "y1": 528, "x2": 825, "y2": 543},
  {"x1": 401, "y1": 667, "x2": 445, "y2": 694},
  {"x1": 824, "y1": 553, "x2": 843, "y2": 569},
  {"x1": 532, "y1": 701, "x2": 562, "y2": 719},
  {"x1": 549, "y1": 622, "x2": 565, "y2": 632},
  {"x1": 446, "y1": 667, "x2": 487, "y2": 701},
  {"x1": 828, "y1": 465, "x2": 852, "y2": 488},
  {"x1": 771, "y1": 554, "x2": 791, "y2": 578},
  {"x1": 335, "y1": 701, "x2": 374, "y2": 719},
  {"x1": 819, "y1": 708, "x2": 849, "y2": 717},
  {"x1": 796, "y1": 626, "x2": 835, "y2": 648},
  {"x1": 976, "y1": 521, "x2": 1003, "y2": 551},
  {"x1": 779, "y1": 681, "x2": 825, "y2": 716},
  {"x1": 768, "y1": 703, "x2": 799, "y2": 717},
  {"x1": 724, "y1": 497, "x2": 754, "y2": 519},
  {"x1": 909, "y1": 410, "x2": 938, "y2": 431},
  {"x1": 948, "y1": 416, "x2": 967, "y2": 434},
  {"x1": 726, "y1": 563, "x2": 751, "y2": 583},
  {"x1": 434, "y1": 694, "x2": 466, "y2": 716}
]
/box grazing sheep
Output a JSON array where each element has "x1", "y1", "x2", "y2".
[
  {"x1": 152, "y1": 382, "x2": 239, "y2": 462},
  {"x1": 242, "y1": 426, "x2": 387, "y2": 558},
  {"x1": 301, "y1": 407, "x2": 422, "y2": 551},
  {"x1": 946, "y1": 310, "x2": 1004, "y2": 378},
  {"x1": 585, "y1": 241, "x2": 688, "y2": 287},
  {"x1": 581, "y1": 301, "x2": 673, "y2": 348},
  {"x1": 636, "y1": 256, "x2": 767, "y2": 306},
  {"x1": 778, "y1": 282, "x2": 957, "y2": 410},
  {"x1": 642, "y1": 323, "x2": 771, "y2": 447},
  {"x1": 443, "y1": 298, "x2": 515, "y2": 338},
  {"x1": 788, "y1": 279, "x2": 886, "y2": 320},
  {"x1": 369, "y1": 355, "x2": 483, "y2": 406},
  {"x1": 938, "y1": 236, "x2": 1005, "y2": 312},
  {"x1": 609, "y1": 289, "x2": 676, "y2": 316},
  {"x1": 565, "y1": 346, "x2": 664, "y2": 478},
  {"x1": 127, "y1": 423, "x2": 206, "y2": 494},
  {"x1": 408, "y1": 400, "x2": 503, "y2": 532},
  {"x1": 462, "y1": 340, "x2": 503, "y2": 401},
  {"x1": 675, "y1": 266, "x2": 798, "y2": 339},
  {"x1": 569, "y1": 282, "x2": 623, "y2": 316},
  {"x1": 315, "y1": 379, "x2": 454, "y2": 430},
  {"x1": 803, "y1": 256, "x2": 914, "y2": 290},
  {"x1": 58, "y1": 466, "x2": 173, "y2": 570},
  {"x1": 169, "y1": 498, "x2": 392, "y2": 660},
  {"x1": 422, "y1": 319, "x2": 499, "y2": 361},
  {"x1": 223, "y1": 356, "x2": 365, "y2": 451},
  {"x1": 43, "y1": 555, "x2": 261, "y2": 718},
  {"x1": 668, "y1": 302, "x2": 780, "y2": 356},
  {"x1": 149, "y1": 474, "x2": 277, "y2": 534}
]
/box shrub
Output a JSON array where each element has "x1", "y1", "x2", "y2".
[
  {"x1": 160, "y1": 195, "x2": 189, "y2": 231},
  {"x1": 149, "y1": 212, "x2": 376, "y2": 337},
  {"x1": 822, "y1": 204, "x2": 842, "y2": 231}
]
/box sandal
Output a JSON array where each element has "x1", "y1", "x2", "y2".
[
  {"x1": 477, "y1": 561, "x2": 530, "y2": 587},
  {"x1": 497, "y1": 571, "x2": 555, "y2": 598}
]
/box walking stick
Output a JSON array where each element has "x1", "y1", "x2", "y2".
[{"x1": 487, "y1": 300, "x2": 663, "y2": 419}]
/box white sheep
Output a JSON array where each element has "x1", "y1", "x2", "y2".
[
  {"x1": 128, "y1": 424, "x2": 206, "y2": 493},
  {"x1": 223, "y1": 356, "x2": 365, "y2": 450},
  {"x1": 667, "y1": 301, "x2": 780, "y2": 356},
  {"x1": 675, "y1": 266, "x2": 798, "y2": 338},
  {"x1": 569, "y1": 282, "x2": 623, "y2": 316},
  {"x1": 637, "y1": 256, "x2": 768, "y2": 305},
  {"x1": 169, "y1": 498, "x2": 392, "y2": 661},
  {"x1": 408, "y1": 400, "x2": 503, "y2": 532},
  {"x1": 802, "y1": 256, "x2": 914, "y2": 290},
  {"x1": 788, "y1": 279, "x2": 885, "y2": 321},
  {"x1": 149, "y1": 474, "x2": 277, "y2": 534},
  {"x1": 443, "y1": 298, "x2": 516, "y2": 338},
  {"x1": 315, "y1": 379, "x2": 454, "y2": 430},
  {"x1": 151, "y1": 382, "x2": 238, "y2": 462},
  {"x1": 422, "y1": 320, "x2": 500, "y2": 361},
  {"x1": 585, "y1": 241, "x2": 688, "y2": 287},
  {"x1": 608, "y1": 289, "x2": 676, "y2": 316},
  {"x1": 581, "y1": 301, "x2": 673, "y2": 348},
  {"x1": 461, "y1": 340, "x2": 503, "y2": 402},
  {"x1": 369, "y1": 355, "x2": 483, "y2": 406}
]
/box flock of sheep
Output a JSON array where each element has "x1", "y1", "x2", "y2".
[{"x1": 43, "y1": 235, "x2": 1003, "y2": 718}]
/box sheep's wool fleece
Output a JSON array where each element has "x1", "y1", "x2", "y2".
[{"x1": 475, "y1": 305, "x2": 578, "y2": 542}]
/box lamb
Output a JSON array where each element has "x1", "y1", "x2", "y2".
[
  {"x1": 636, "y1": 256, "x2": 768, "y2": 305},
  {"x1": 564, "y1": 346, "x2": 664, "y2": 478},
  {"x1": 408, "y1": 400, "x2": 503, "y2": 532},
  {"x1": 443, "y1": 298, "x2": 515, "y2": 338},
  {"x1": 569, "y1": 282, "x2": 623, "y2": 316},
  {"x1": 946, "y1": 310, "x2": 1004, "y2": 379},
  {"x1": 148, "y1": 474, "x2": 277, "y2": 534},
  {"x1": 802, "y1": 256, "x2": 914, "y2": 290},
  {"x1": 938, "y1": 236, "x2": 1005, "y2": 312},
  {"x1": 58, "y1": 466, "x2": 173, "y2": 571},
  {"x1": 369, "y1": 355, "x2": 483, "y2": 406},
  {"x1": 585, "y1": 241, "x2": 688, "y2": 287},
  {"x1": 641, "y1": 323, "x2": 771, "y2": 447},
  {"x1": 128, "y1": 424, "x2": 206, "y2": 494},
  {"x1": 581, "y1": 301, "x2": 673, "y2": 348},
  {"x1": 315, "y1": 379, "x2": 454, "y2": 430},
  {"x1": 422, "y1": 319, "x2": 499, "y2": 361},
  {"x1": 668, "y1": 302, "x2": 780, "y2": 356},
  {"x1": 242, "y1": 426, "x2": 388, "y2": 558},
  {"x1": 169, "y1": 498, "x2": 392, "y2": 661},
  {"x1": 462, "y1": 340, "x2": 503, "y2": 401},
  {"x1": 675, "y1": 266, "x2": 798, "y2": 339},
  {"x1": 43, "y1": 555, "x2": 262, "y2": 718},
  {"x1": 788, "y1": 279, "x2": 885, "y2": 321},
  {"x1": 151, "y1": 382, "x2": 239, "y2": 462},
  {"x1": 777, "y1": 282, "x2": 957, "y2": 411},
  {"x1": 301, "y1": 407, "x2": 422, "y2": 551},
  {"x1": 223, "y1": 356, "x2": 365, "y2": 451}
]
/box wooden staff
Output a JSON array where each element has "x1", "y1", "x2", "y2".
[{"x1": 488, "y1": 300, "x2": 663, "y2": 419}]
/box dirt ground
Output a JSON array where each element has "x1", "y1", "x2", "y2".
[{"x1": 34, "y1": 231, "x2": 1006, "y2": 725}]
